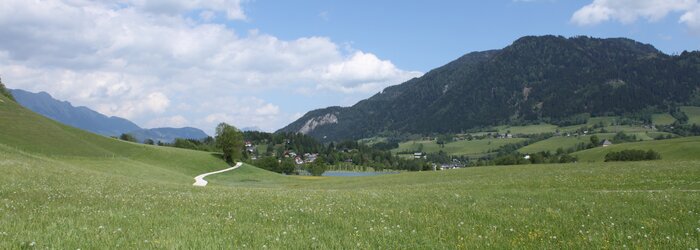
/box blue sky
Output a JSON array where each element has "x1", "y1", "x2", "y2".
[
  {"x1": 238, "y1": 0, "x2": 698, "y2": 70},
  {"x1": 1, "y1": 0, "x2": 699, "y2": 134}
]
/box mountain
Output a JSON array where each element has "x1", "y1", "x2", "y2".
[
  {"x1": 279, "y1": 35, "x2": 700, "y2": 142},
  {"x1": 241, "y1": 126, "x2": 262, "y2": 132},
  {"x1": 11, "y1": 89, "x2": 141, "y2": 136},
  {"x1": 129, "y1": 127, "x2": 209, "y2": 143},
  {"x1": 10, "y1": 89, "x2": 208, "y2": 142}
]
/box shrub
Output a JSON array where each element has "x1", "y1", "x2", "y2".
[{"x1": 119, "y1": 133, "x2": 137, "y2": 142}]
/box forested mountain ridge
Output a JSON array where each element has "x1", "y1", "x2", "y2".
[{"x1": 278, "y1": 35, "x2": 700, "y2": 142}]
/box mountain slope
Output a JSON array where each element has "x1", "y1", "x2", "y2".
[
  {"x1": 129, "y1": 127, "x2": 209, "y2": 143},
  {"x1": 279, "y1": 36, "x2": 700, "y2": 141},
  {"x1": 10, "y1": 89, "x2": 209, "y2": 142},
  {"x1": 0, "y1": 92, "x2": 229, "y2": 180},
  {"x1": 11, "y1": 89, "x2": 141, "y2": 136}
]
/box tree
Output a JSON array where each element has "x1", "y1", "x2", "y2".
[
  {"x1": 256, "y1": 156, "x2": 279, "y2": 172},
  {"x1": 119, "y1": 133, "x2": 137, "y2": 142},
  {"x1": 144, "y1": 139, "x2": 155, "y2": 145},
  {"x1": 307, "y1": 157, "x2": 328, "y2": 176},
  {"x1": 215, "y1": 123, "x2": 244, "y2": 163},
  {"x1": 280, "y1": 158, "x2": 296, "y2": 175},
  {"x1": 0, "y1": 77, "x2": 16, "y2": 101},
  {"x1": 589, "y1": 135, "x2": 600, "y2": 147}
]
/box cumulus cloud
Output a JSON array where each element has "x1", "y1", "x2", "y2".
[
  {"x1": 146, "y1": 115, "x2": 189, "y2": 128},
  {"x1": 572, "y1": 0, "x2": 700, "y2": 32},
  {"x1": 0, "y1": 0, "x2": 421, "y2": 132},
  {"x1": 318, "y1": 52, "x2": 422, "y2": 93}
]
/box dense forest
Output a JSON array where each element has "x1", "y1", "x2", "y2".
[{"x1": 279, "y1": 36, "x2": 700, "y2": 142}]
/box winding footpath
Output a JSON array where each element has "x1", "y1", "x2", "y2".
[{"x1": 193, "y1": 162, "x2": 242, "y2": 187}]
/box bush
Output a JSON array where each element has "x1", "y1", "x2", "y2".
[
  {"x1": 604, "y1": 149, "x2": 661, "y2": 162},
  {"x1": 0, "y1": 78, "x2": 15, "y2": 101},
  {"x1": 307, "y1": 160, "x2": 327, "y2": 176},
  {"x1": 119, "y1": 133, "x2": 137, "y2": 142},
  {"x1": 255, "y1": 157, "x2": 280, "y2": 173}
]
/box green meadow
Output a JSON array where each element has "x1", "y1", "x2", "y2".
[
  {"x1": 682, "y1": 106, "x2": 700, "y2": 125},
  {"x1": 573, "y1": 136, "x2": 700, "y2": 163},
  {"x1": 392, "y1": 138, "x2": 526, "y2": 157},
  {"x1": 1, "y1": 94, "x2": 700, "y2": 248}
]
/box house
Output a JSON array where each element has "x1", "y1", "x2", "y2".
[
  {"x1": 303, "y1": 153, "x2": 318, "y2": 163},
  {"x1": 294, "y1": 156, "x2": 304, "y2": 165},
  {"x1": 601, "y1": 139, "x2": 613, "y2": 147},
  {"x1": 414, "y1": 152, "x2": 423, "y2": 159},
  {"x1": 523, "y1": 154, "x2": 531, "y2": 160}
]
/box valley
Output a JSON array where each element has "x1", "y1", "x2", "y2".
[
  {"x1": 2, "y1": 33, "x2": 700, "y2": 249},
  {"x1": 2, "y1": 82, "x2": 700, "y2": 248}
]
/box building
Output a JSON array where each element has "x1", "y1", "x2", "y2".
[
  {"x1": 601, "y1": 139, "x2": 613, "y2": 147},
  {"x1": 414, "y1": 152, "x2": 423, "y2": 159}
]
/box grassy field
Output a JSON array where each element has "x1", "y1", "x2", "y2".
[
  {"x1": 2, "y1": 94, "x2": 700, "y2": 248},
  {"x1": 494, "y1": 124, "x2": 559, "y2": 135},
  {"x1": 392, "y1": 138, "x2": 526, "y2": 157},
  {"x1": 682, "y1": 106, "x2": 700, "y2": 125},
  {"x1": 573, "y1": 136, "x2": 700, "y2": 163},
  {"x1": 519, "y1": 132, "x2": 674, "y2": 154},
  {"x1": 652, "y1": 113, "x2": 676, "y2": 126},
  {"x1": 519, "y1": 134, "x2": 615, "y2": 154}
]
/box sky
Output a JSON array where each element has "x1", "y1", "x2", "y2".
[{"x1": 1, "y1": 0, "x2": 699, "y2": 134}]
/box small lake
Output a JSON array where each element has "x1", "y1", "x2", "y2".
[{"x1": 322, "y1": 171, "x2": 400, "y2": 177}]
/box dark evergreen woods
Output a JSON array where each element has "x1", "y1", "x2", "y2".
[{"x1": 279, "y1": 36, "x2": 700, "y2": 142}]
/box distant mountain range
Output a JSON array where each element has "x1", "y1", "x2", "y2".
[
  {"x1": 241, "y1": 126, "x2": 262, "y2": 132},
  {"x1": 279, "y1": 35, "x2": 700, "y2": 142},
  {"x1": 10, "y1": 89, "x2": 208, "y2": 143}
]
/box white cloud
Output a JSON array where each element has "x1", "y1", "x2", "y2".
[
  {"x1": 317, "y1": 52, "x2": 422, "y2": 93},
  {"x1": 681, "y1": 5, "x2": 700, "y2": 31},
  {"x1": 572, "y1": 0, "x2": 700, "y2": 32},
  {"x1": 199, "y1": 97, "x2": 283, "y2": 132},
  {"x1": 146, "y1": 115, "x2": 189, "y2": 128},
  {"x1": 0, "y1": 0, "x2": 422, "y2": 132}
]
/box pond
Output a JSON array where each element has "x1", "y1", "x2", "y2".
[{"x1": 321, "y1": 171, "x2": 400, "y2": 177}]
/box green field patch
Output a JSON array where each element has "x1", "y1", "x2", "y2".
[
  {"x1": 393, "y1": 138, "x2": 526, "y2": 156},
  {"x1": 681, "y1": 106, "x2": 700, "y2": 125},
  {"x1": 573, "y1": 136, "x2": 700, "y2": 162},
  {"x1": 651, "y1": 113, "x2": 676, "y2": 126},
  {"x1": 518, "y1": 134, "x2": 615, "y2": 154},
  {"x1": 494, "y1": 124, "x2": 559, "y2": 135}
]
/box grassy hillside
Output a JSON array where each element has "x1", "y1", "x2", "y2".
[
  {"x1": 519, "y1": 134, "x2": 615, "y2": 154},
  {"x1": 681, "y1": 106, "x2": 700, "y2": 125},
  {"x1": 651, "y1": 113, "x2": 676, "y2": 125},
  {"x1": 573, "y1": 136, "x2": 700, "y2": 162},
  {"x1": 519, "y1": 132, "x2": 674, "y2": 154},
  {"x1": 392, "y1": 138, "x2": 526, "y2": 157},
  {"x1": 495, "y1": 124, "x2": 559, "y2": 135},
  {"x1": 2, "y1": 94, "x2": 700, "y2": 248},
  {"x1": 0, "y1": 94, "x2": 229, "y2": 182}
]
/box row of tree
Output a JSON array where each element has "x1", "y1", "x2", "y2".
[{"x1": 604, "y1": 149, "x2": 661, "y2": 162}]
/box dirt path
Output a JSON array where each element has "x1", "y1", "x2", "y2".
[{"x1": 193, "y1": 162, "x2": 242, "y2": 187}]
